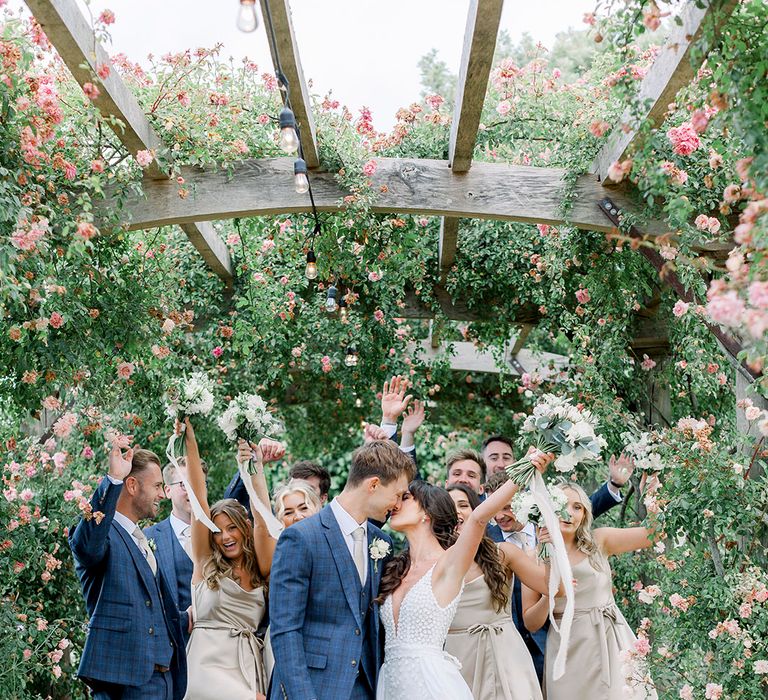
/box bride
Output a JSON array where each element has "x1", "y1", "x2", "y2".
[{"x1": 376, "y1": 451, "x2": 553, "y2": 699}]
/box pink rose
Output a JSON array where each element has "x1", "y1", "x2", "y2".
[
  {"x1": 49, "y1": 312, "x2": 64, "y2": 329},
  {"x1": 425, "y1": 94, "x2": 444, "y2": 111},
  {"x1": 135, "y1": 149, "x2": 154, "y2": 167},
  {"x1": 291, "y1": 347, "x2": 302, "y2": 358},
  {"x1": 679, "y1": 685, "x2": 693, "y2": 700},
  {"x1": 723, "y1": 183, "x2": 741, "y2": 202},
  {"x1": 368, "y1": 271, "x2": 382, "y2": 282},
  {"x1": 496, "y1": 100, "x2": 511, "y2": 117},
  {"x1": 748, "y1": 281, "x2": 768, "y2": 309},
  {"x1": 706, "y1": 291, "x2": 745, "y2": 327},
  {"x1": 212, "y1": 346, "x2": 223, "y2": 358},
  {"x1": 690, "y1": 109, "x2": 709, "y2": 133},
  {"x1": 755, "y1": 660, "x2": 768, "y2": 674},
  {"x1": 98, "y1": 9, "x2": 115, "y2": 24},
  {"x1": 362, "y1": 159, "x2": 377, "y2": 177},
  {"x1": 667, "y1": 122, "x2": 700, "y2": 156},
  {"x1": 575, "y1": 288, "x2": 590, "y2": 304},
  {"x1": 633, "y1": 637, "x2": 651, "y2": 656},
  {"x1": 694, "y1": 214, "x2": 709, "y2": 230},
  {"x1": 116, "y1": 361, "x2": 135, "y2": 379},
  {"x1": 606, "y1": 160, "x2": 625, "y2": 183},
  {"x1": 705, "y1": 683, "x2": 723, "y2": 700},
  {"x1": 745, "y1": 406, "x2": 761, "y2": 421},
  {"x1": 53, "y1": 412, "x2": 77, "y2": 438},
  {"x1": 82, "y1": 82, "x2": 100, "y2": 100},
  {"x1": 669, "y1": 593, "x2": 689, "y2": 612},
  {"x1": 641, "y1": 355, "x2": 656, "y2": 371},
  {"x1": 76, "y1": 222, "x2": 97, "y2": 240},
  {"x1": 672, "y1": 300, "x2": 689, "y2": 317}
]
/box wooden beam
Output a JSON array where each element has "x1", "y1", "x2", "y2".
[
  {"x1": 593, "y1": 0, "x2": 738, "y2": 184},
  {"x1": 438, "y1": 217, "x2": 460, "y2": 282},
  {"x1": 259, "y1": 0, "x2": 319, "y2": 169},
  {"x1": 24, "y1": 0, "x2": 233, "y2": 284},
  {"x1": 510, "y1": 324, "x2": 533, "y2": 356},
  {"x1": 109, "y1": 157, "x2": 730, "y2": 250},
  {"x1": 449, "y1": 0, "x2": 504, "y2": 173}
]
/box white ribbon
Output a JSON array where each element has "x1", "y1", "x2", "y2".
[
  {"x1": 166, "y1": 431, "x2": 220, "y2": 533},
  {"x1": 529, "y1": 470, "x2": 575, "y2": 680},
  {"x1": 236, "y1": 458, "x2": 284, "y2": 540}
]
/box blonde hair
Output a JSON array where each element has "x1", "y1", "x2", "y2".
[
  {"x1": 555, "y1": 482, "x2": 604, "y2": 571},
  {"x1": 202, "y1": 498, "x2": 267, "y2": 591},
  {"x1": 273, "y1": 479, "x2": 321, "y2": 523}
]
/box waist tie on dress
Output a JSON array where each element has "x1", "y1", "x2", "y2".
[
  {"x1": 384, "y1": 643, "x2": 462, "y2": 670},
  {"x1": 555, "y1": 603, "x2": 619, "y2": 687},
  {"x1": 193, "y1": 620, "x2": 266, "y2": 692},
  {"x1": 449, "y1": 620, "x2": 513, "y2": 698}
]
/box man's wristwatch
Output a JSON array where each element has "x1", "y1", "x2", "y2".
[{"x1": 609, "y1": 479, "x2": 624, "y2": 489}]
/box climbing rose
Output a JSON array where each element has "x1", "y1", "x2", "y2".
[
  {"x1": 116, "y1": 362, "x2": 135, "y2": 379},
  {"x1": 667, "y1": 122, "x2": 700, "y2": 156},
  {"x1": 135, "y1": 150, "x2": 154, "y2": 167},
  {"x1": 679, "y1": 686, "x2": 693, "y2": 700},
  {"x1": 706, "y1": 291, "x2": 745, "y2": 327},
  {"x1": 755, "y1": 660, "x2": 768, "y2": 674},
  {"x1": 98, "y1": 9, "x2": 115, "y2": 24},
  {"x1": 82, "y1": 82, "x2": 100, "y2": 100},
  {"x1": 362, "y1": 160, "x2": 377, "y2": 177},
  {"x1": 49, "y1": 312, "x2": 64, "y2": 329},
  {"x1": 672, "y1": 300, "x2": 689, "y2": 317},
  {"x1": 705, "y1": 684, "x2": 723, "y2": 700},
  {"x1": 748, "y1": 282, "x2": 768, "y2": 309},
  {"x1": 575, "y1": 289, "x2": 590, "y2": 304}
]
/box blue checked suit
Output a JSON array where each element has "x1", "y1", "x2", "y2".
[
  {"x1": 144, "y1": 517, "x2": 193, "y2": 646},
  {"x1": 269, "y1": 505, "x2": 391, "y2": 700},
  {"x1": 69, "y1": 478, "x2": 187, "y2": 699},
  {"x1": 489, "y1": 481, "x2": 621, "y2": 683}
]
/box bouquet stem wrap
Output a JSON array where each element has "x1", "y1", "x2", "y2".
[
  {"x1": 166, "y1": 430, "x2": 220, "y2": 533},
  {"x1": 529, "y1": 470, "x2": 575, "y2": 680},
  {"x1": 236, "y1": 458, "x2": 284, "y2": 540}
]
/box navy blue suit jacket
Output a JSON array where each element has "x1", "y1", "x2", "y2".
[
  {"x1": 144, "y1": 517, "x2": 193, "y2": 646},
  {"x1": 69, "y1": 478, "x2": 187, "y2": 697},
  {"x1": 269, "y1": 505, "x2": 390, "y2": 700}
]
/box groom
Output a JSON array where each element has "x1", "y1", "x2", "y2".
[{"x1": 269, "y1": 439, "x2": 415, "y2": 700}]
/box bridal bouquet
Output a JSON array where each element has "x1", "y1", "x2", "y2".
[
  {"x1": 218, "y1": 392, "x2": 284, "y2": 450},
  {"x1": 511, "y1": 486, "x2": 570, "y2": 561},
  {"x1": 506, "y1": 394, "x2": 607, "y2": 486},
  {"x1": 165, "y1": 372, "x2": 216, "y2": 453},
  {"x1": 621, "y1": 429, "x2": 665, "y2": 472}
]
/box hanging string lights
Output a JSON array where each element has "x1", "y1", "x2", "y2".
[{"x1": 236, "y1": 0, "x2": 259, "y2": 32}]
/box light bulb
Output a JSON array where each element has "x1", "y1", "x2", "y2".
[
  {"x1": 236, "y1": 0, "x2": 258, "y2": 32},
  {"x1": 278, "y1": 107, "x2": 300, "y2": 154},
  {"x1": 339, "y1": 298, "x2": 348, "y2": 322},
  {"x1": 345, "y1": 347, "x2": 359, "y2": 367},
  {"x1": 305, "y1": 250, "x2": 318, "y2": 280},
  {"x1": 325, "y1": 285, "x2": 338, "y2": 313},
  {"x1": 294, "y1": 158, "x2": 309, "y2": 194}
]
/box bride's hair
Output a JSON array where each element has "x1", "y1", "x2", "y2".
[
  {"x1": 446, "y1": 484, "x2": 510, "y2": 613},
  {"x1": 375, "y1": 481, "x2": 458, "y2": 605},
  {"x1": 203, "y1": 498, "x2": 268, "y2": 591}
]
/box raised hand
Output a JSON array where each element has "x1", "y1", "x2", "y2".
[
  {"x1": 609, "y1": 453, "x2": 634, "y2": 486},
  {"x1": 236, "y1": 439, "x2": 255, "y2": 466},
  {"x1": 364, "y1": 423, "x2": 389, "y2": 443},
  {"x1": 380, "y1": 375, "x2": 413, "y2": 423},
  {"x1": 401, "y1": 399, "x2": 426, "y2": 436},
  {"x1": 527, "y1": 449, "x2": 555, "y2": 474},
  {"x1": 258, "y1": 438, "x2": 285, "y2": 463},
  {"x1": 107, "y1": 438, "x2": 134, "y2": 480}
]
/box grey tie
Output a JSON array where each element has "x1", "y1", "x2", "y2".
[
  {"x1": 351, "y1": 526, "x2": 367, "y2": 585},
  {"x1": 508, "y1": 530, "x2": 529, "y2": 550},
  {"x1": 134, "y1": 526, "x2": 158, "y2": 575}
]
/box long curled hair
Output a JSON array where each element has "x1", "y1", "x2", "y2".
[
  {"x1": 556, "y1": 482, "x2": 604, "y2": 571},
  {"x1": 447, "y1": 484, "x2": 510, "y2": 613},
  {"x1": 376, "y1": 481, "x2": 458, "y2": 605},
  {"x1": 202, "y1": 498, "x2": 268, "y2": 591}
]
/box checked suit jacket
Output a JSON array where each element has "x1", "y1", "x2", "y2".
[
  {"x1": 69, "y1": 478, "x2": 187, "y2": 698},
  {"x1": 269, "y1": 505, "x2": 391, "y2": 700},
  {"x1": 144, "y1": 517, "x2": 194, "y2": 646}
]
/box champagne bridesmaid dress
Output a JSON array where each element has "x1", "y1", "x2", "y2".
[
  {"x1": 544, "y1": 551, "x2": 657, "y2": 700},
  {"x1": 445, "y1": 574, "x2": 542, "y2": 700},
  {"x1": 184, "y1": 577, "x2": 267, "y2": 699}
]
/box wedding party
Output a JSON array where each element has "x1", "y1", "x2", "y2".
[{"x1": 2, "y1": 0, "x2": 768, "y2": 699}]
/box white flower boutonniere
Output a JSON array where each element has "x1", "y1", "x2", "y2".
[
  {"x1": 147, "y1": 538, "x2": 157, "y2": 552},
  {"x1": 369, "y1": 538, "x2": 391, "y2": 573}
]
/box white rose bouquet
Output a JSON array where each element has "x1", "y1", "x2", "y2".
[
  {"x1": 165, "y1": 372, "x2": 216, "y2": 455},
  {"x1": 621, "y1": 429, "x2": 664, "y2": 472},
  {"x1": 506, "y1": 393, "x2": 607, "y2": 486},
  {"x1": 218, "y1": 393, "x2": 284, "y2": 465},
  {"x1": 511, "y1": 486, "x2": 570, "y2": 560}
]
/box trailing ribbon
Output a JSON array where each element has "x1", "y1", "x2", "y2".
[
  {"x1": 529, "y1": 470, "x2": 575, "y2": 680},
  {"x1": 165, "y1": 430, "x2": 220, "y2": 533},
  {"x1": 236, "y1": 458, "x2": 284, "y2": 540}
]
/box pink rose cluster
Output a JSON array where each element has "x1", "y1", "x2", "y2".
[
  {"x1": 667, "y1": 122, "x2": 701, "y2": 156},
  {"x1": 694, "y1": 214, "x2": 721, "y2": 234},
  {"x1": 321, "y1": 356, "x2": 332, "y2": 373},
  {"x1": 11, "y1": 217, "x2": 49, "y2": 252}
]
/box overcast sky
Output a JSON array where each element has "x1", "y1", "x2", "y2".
[{"x1": 15, "y1": 0, "x2": 596, "y2": 130}]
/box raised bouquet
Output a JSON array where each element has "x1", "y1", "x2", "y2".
[
  {"x1": 621, "y1": 429, "x2": 664, "y2": 472},
  {"x1": 506, "y1": 393, "x2": 607, "y2": 486},
  {"x1": 218, "y1": 392, "x2": 283, "y2": 450},
  {"x1": 165, "y1": 371, "x2": 216, "y2": 454},
  {"x1": 511, "y1": 485, "x2": 570, "y2": 560}
]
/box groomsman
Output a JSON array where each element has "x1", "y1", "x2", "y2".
[
  {"x1": 144, "y1": 459, "x2": 205, "y2": 646},
  {"x1": 69, "y1": 440, "x2": 187, "y2": 699}
]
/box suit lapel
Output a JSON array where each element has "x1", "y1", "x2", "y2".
[
  {"x1": 320, "y1": 507, "x2": 363, "y2": 627},
  {"x1": 156, "y1": 521, "x2": 180, "y2": 605},
  {"x1": 113, "y1": 521, "x2": 157, "y2": 596}
]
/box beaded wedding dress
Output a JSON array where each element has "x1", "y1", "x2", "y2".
[{"x1": 377, "y1": 565, "x2": 473, "y2": 699}]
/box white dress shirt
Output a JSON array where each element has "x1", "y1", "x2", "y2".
[
  {"x1": 330, "y1": 497, "x2": 368, "y2": 586},
  {"x1": 502, "y1": 522, "x2": 537, "y2": 550},
  {"x1": 380, "y1": 421, "x2": 416, "y2": 455},
  {"x1": 169, "y1": 513, "x2": 192, "y2": 554},
  {"x1": 111, "y1": 508, "x2": 145, "y2": 552}
]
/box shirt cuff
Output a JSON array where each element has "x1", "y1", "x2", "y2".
[
  {"x1": 379, "y1": 422, "x2": 397, "y2": 439},
  {"x1": 606, "y1": 481, "x2": 623, "y2": 502},
  {"x1": 399, "y1": 445, "x2": 415, "y2": 454},
  {"x1": 107, "y1": 474, "x2": 124, "y2": 485}
]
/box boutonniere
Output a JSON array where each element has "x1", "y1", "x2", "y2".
[
  {"x1": 147, "y1": 538, "x2": 157, "y2": 552},
  {"x1": 369, "y1": 538, "x2": 390, "y2": 573}
]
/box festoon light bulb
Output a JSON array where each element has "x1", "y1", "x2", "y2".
[
  {"x1": 278, "y1": 107, "x2": 300, "y2": 154},
  {"x1": 345, "y1": 346, "x2": 359, "y2": 367},
  {"x1": 236, "y1": 0, "x2": 258, "y2": 32},
  {"x1": 338, "y1": 296, "x2": 348, "y2": 322},
  {"x1": 325, "y1": 285, "x2": 338, "y2": 313},
  {"x1": 294, "y1": 158, "x2": 309, "y2": 194},
  {"x1": 305, "y1": 250, "x2": 318, "y2": 280}
]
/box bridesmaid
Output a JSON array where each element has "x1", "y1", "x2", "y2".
[
  {"x1": 522, "y1": 482, "x2": 658, "y2": 700},
  {"x1": 181, "y1": 418, "x2": 284, "y2": 700},
  {"x1": 445, "y1": 484, "x2": 547, "y2": 700}
]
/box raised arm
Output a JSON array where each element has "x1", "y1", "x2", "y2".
[
  {"x1": 498, "y1": 542, "x2": 549, "y2": 594},
  {"x1": 180, "y1": 418, "x2": 214, "y2": 580},
  {"x1": 594, "y1": 525, "x2": 658, "y2": 556}
]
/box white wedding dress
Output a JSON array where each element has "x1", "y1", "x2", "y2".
[{"x1": 377, "y1": 565, "x2": 473, "y2": 699}]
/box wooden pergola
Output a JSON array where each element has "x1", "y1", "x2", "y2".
[{"x1": 26, "y1": 0, "x2": 761, "y2": 413}]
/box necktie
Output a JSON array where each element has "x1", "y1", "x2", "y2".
[
  {"x1": 134, "y1": 526, "x2": 158, "y2": 575},
  {"x1": 351, "y1": 526, "x2": 367, "y2": 585},
  {"x1": 507, "y1": 530, "x2": 529, "y2": 550},
  {"x1": 181, "y1": 525, "x2": 192, "y2": 558}
]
